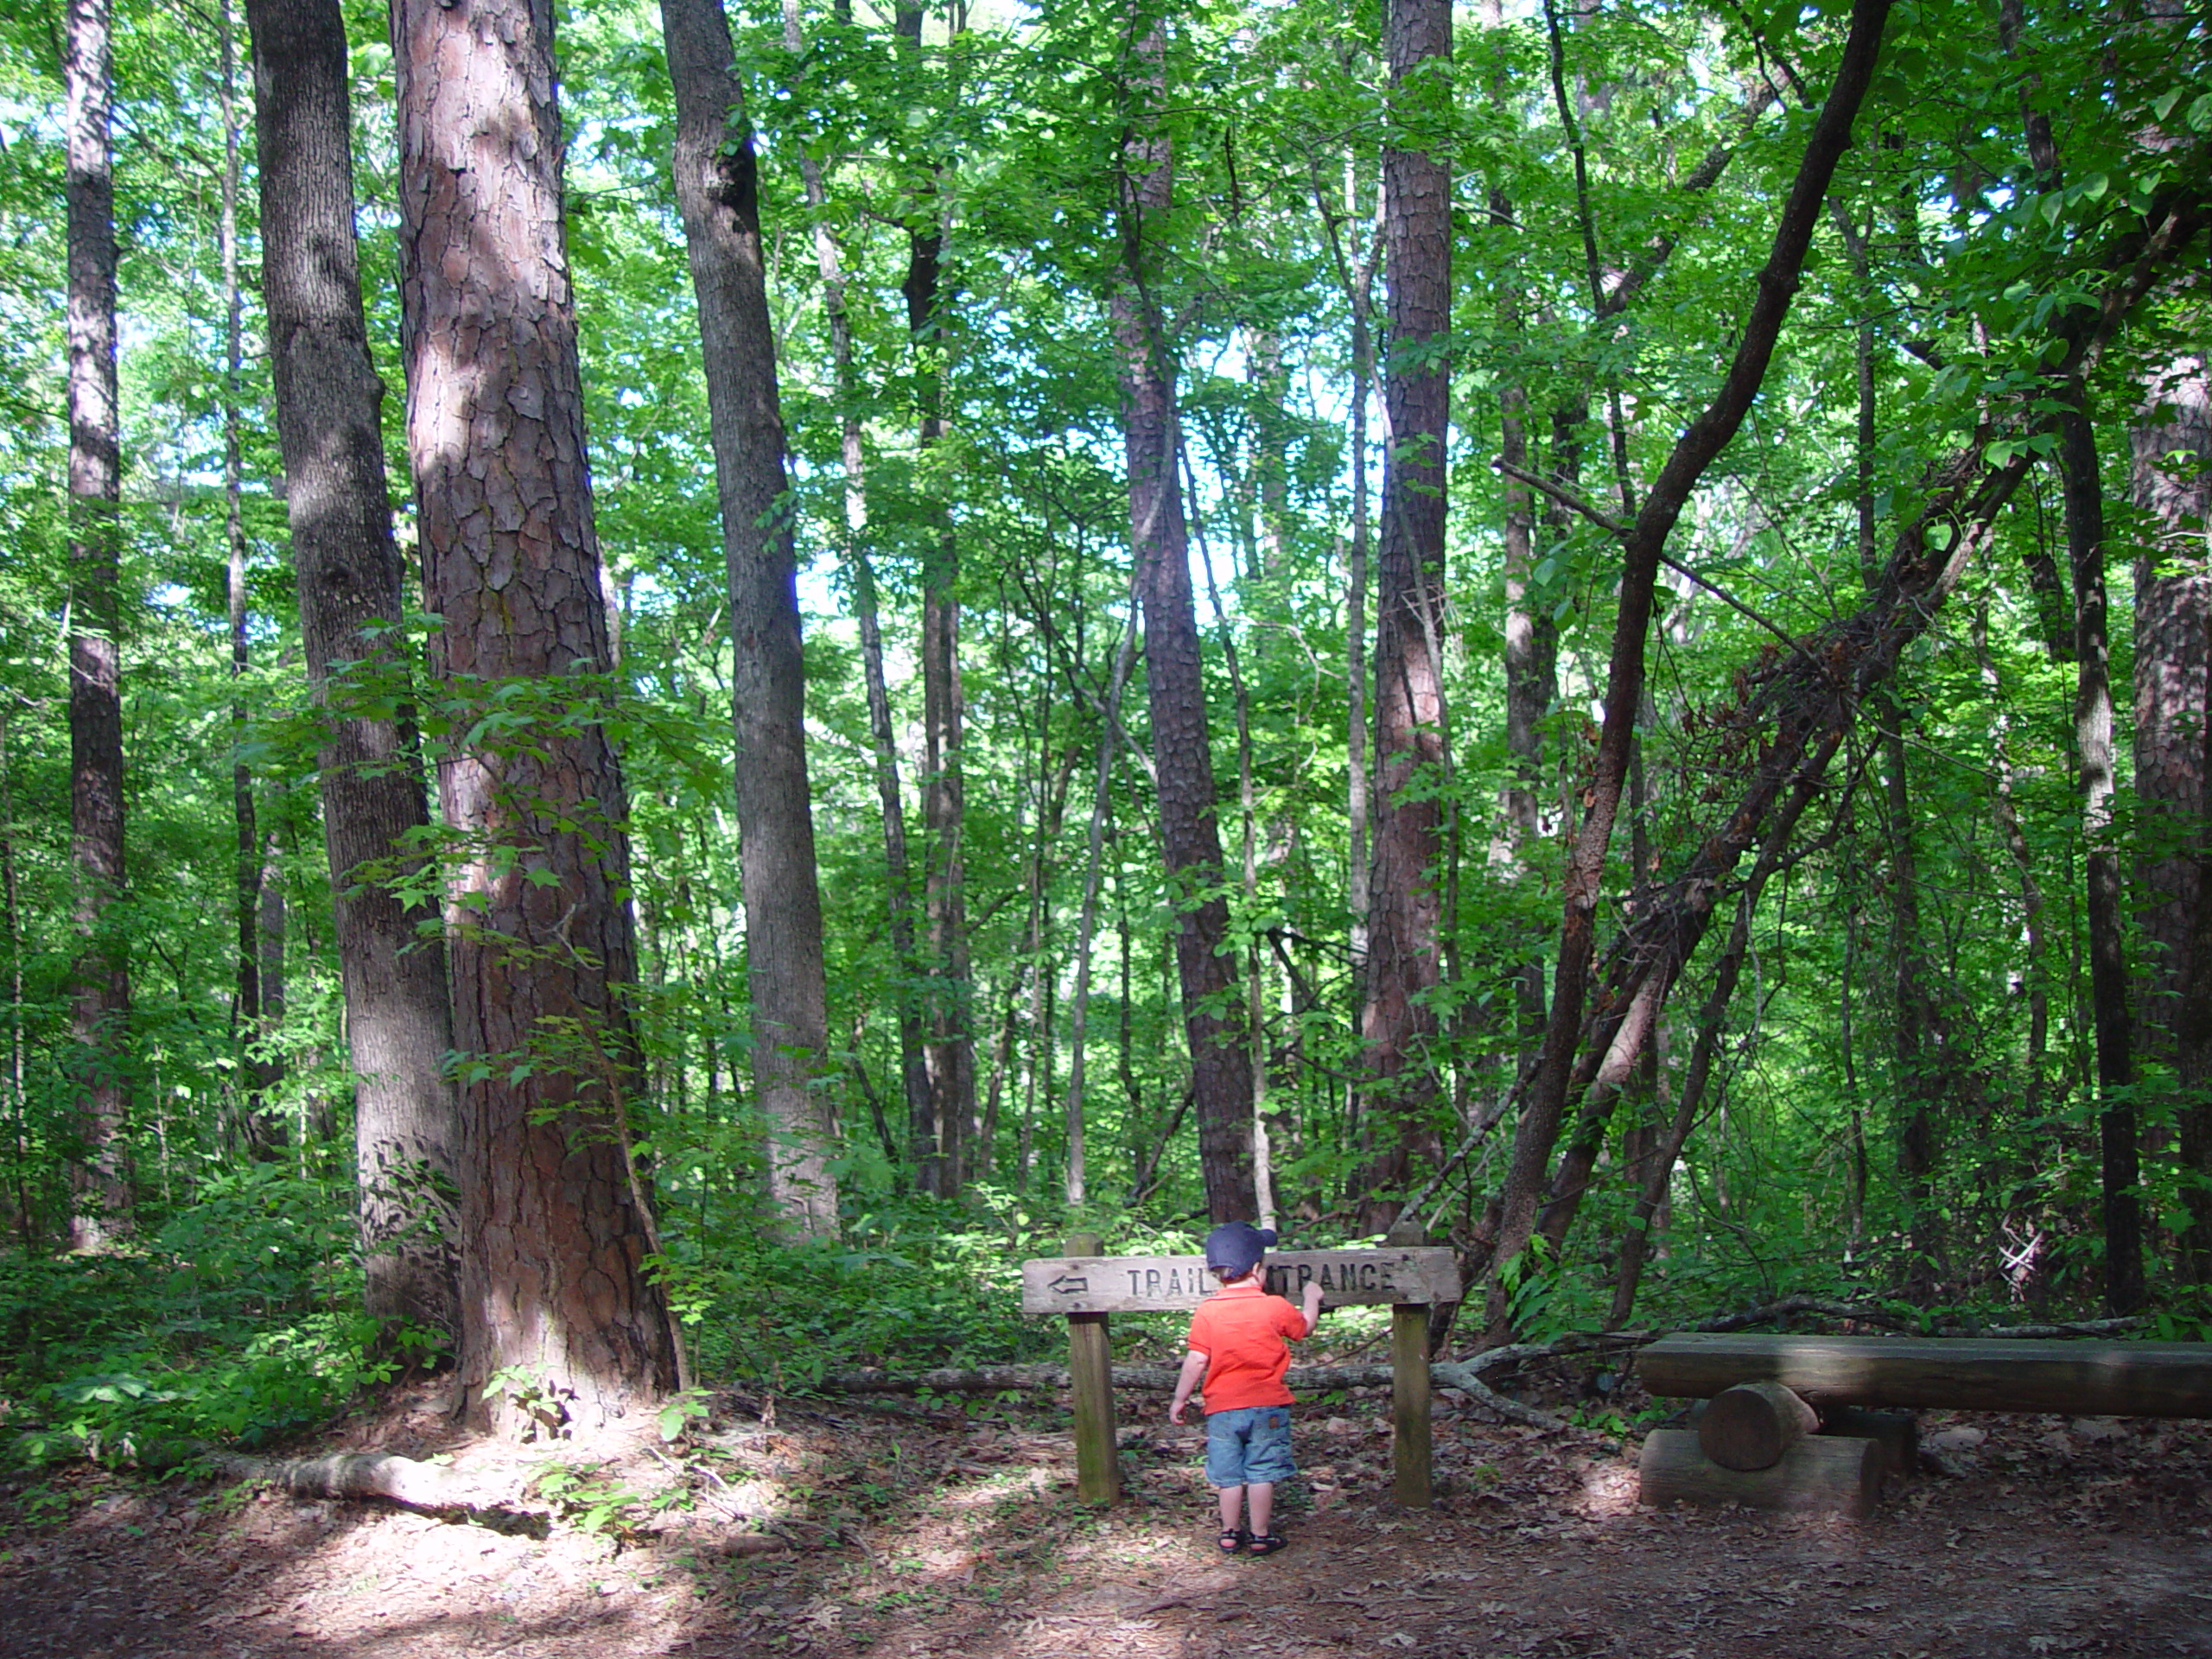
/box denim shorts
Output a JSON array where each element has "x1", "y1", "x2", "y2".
[{"x1": 1205, "y1": 1404, "x2": 1296, "y2": 1488}]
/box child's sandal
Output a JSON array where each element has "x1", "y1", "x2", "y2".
[
  {"x1": 1245, "y1": 1533, "x2": 1288, "y2": 1557},
  {"x1": 1217, "y1": 1528, "x2": 1249, "y2": 1554}
]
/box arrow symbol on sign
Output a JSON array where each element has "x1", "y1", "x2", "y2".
[{"x1": 1049, "y1": 1273, "x2": 1089, "y2": 1295}]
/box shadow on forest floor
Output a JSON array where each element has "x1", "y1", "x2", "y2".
[{"x1": 6, "y1": 1373, "x2": 2212, "y2": 1658}]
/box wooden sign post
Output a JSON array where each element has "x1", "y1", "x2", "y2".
[
  {"x1": 1062, "y1": 1231, "x2": 1121, "y2": 1507},
  {"x1": 1020, "y1": 1234, "x2": 1461, "y2": 1509},
  {"x1": 1386, "y1": 1222, "x2": 1432, "y2": 1509}
]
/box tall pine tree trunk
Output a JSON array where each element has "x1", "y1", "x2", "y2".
[
  {"x1": 66, "y1": 0, "x2": 130, "y2": 1249},
  {"x1": 393, "y1": 0, "x2": 677, "y2": 1418},
  {"x1": 1355, "y1": 0, "x2": 1452, "y2": 1235},
  {"x1": 1109, "y1": 5, "x2": 1256, "y2": 1223},
  {"x1": 248, "y1": 0, "x2": 461, "y2": 1332},
  {"x1": 663, "y1": 0, "x2": 839, "y2": 1235}
]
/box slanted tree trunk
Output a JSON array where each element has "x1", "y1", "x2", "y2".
[
  {"x1": 1482, "y1": 0, "x2": 1892, "y2": 1340},
  {"x1": 1355, "y1": 0, "x2": 1452, "y2": 1236},
  {"x1": 1109, "y1": 5, "x2": 1256, "y2": 1222},
  {"x1": 66, "y1": 0, "x2": 130, "y2": 1250},
  {"x1": 393, "y1": 0, "x2": 677, "y2": 1421},
  {"x1": 662, "y1": 0, "x2": 839, "y2": 1236},
  {"x1": 248, "y1": 0, "x2": 461, "y2": 1332}
]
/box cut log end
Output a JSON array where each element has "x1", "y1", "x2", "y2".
[
  {"x1": 1639, "y1": 1428, "x2": 1884, "y2": 1518},
  {"x1": 1699, "y1": 1380, "x2": 1819, "y2": 1471}
]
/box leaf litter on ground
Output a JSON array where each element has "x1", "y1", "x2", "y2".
[{"x1": 4, "y1": 1375, "x2": 2212, "y2": 1656}]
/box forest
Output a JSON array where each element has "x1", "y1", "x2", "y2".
[{"x1": 2, "y1": 0, "x2": 2210, "y2": 1473}]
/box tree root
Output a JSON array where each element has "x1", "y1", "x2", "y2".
[{"x1": 207, "y1": 1450, "x2": 513, "y2": 1514}]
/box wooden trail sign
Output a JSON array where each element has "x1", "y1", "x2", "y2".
[
  {"x1": 1020, "y1": 1247, "x2": 1460, "y2": 1315},
  {"x1": 1021, "y1": 1234, "x2": 1459, "y2": 1510}
]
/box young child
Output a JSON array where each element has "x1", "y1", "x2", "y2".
[{"x1": 1166, "y1": 1221, "x2": 1325, "y2": 1556}]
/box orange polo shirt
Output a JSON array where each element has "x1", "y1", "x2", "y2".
[{"x1": 1186, "y1": 1278, "x2": 1311, "y2": 1413}]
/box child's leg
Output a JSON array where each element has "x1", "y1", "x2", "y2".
[
  {"x1": 1217, "y1": 1484, "x2": 1246, "y2": 1532},
  {"x1": 1247, "y1": 1481, "x2": 1274, "y2": 1538}
]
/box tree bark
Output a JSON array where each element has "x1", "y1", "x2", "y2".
[
  {"x1": 2133, "y1": 358, "x2": 2211, "y2": 1053},
  {"x1": 779, "y1": 0, "x2": 929, "y2": 1189},
  {"x1": 1310, "y1": 148, "x2": 1381, "y2": 1172},
  {"x1": 1353, "y1": 0, "x2": 1452, "y2": 1236},
  {"x1": 1062, "y1": 581, "x2": 1143, "y2": 1208},
  {"x1": 1879, "y1": 711, "x2": 1943, "y2": 1294},
  {"x1": 1974, "y1": 604, "x2": 2049, "y2": 1104},
  {"x1": 2131, "y1": 356, "x2": 2211, "y2": 1268},
  {"x1": 65, "y1": 0, "x2": 130, "y2": 1251},
  {"x1": 1483, "y1": 0, "x2": 1894, "y2": 1340},
  {"x1": 2057, "y1": 395, "x2": 2142, "y2": 1314},
  {"x1": 2177, "y1": 616, "x2": 2212, "y2": 1278},
  {"x1": 1109, "y1": 7, "x2": 1256, "y2": 1222},
  {"x1": 393, "y1": 0, "x2": 677, "y2": 1421},
  {"x1": 223, "y1": 0, "x2": 284, "y2": 1159},
  {"x1": 248, "y1": 0, "x2": 462, "y2": 1332},
  {"x1": 662, "y1": 0, "x2": 839, "y2": 1235},
  {"x1": 904, "y1": 137, "x2": 975, "y2": 1201}
]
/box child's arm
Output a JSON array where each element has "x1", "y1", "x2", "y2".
[
  {"x1": 1166, "y1": 1349, "x2": 1209, "y2": 1422},
  {"x1": 1298, "y1": 1279, "x2": 1324, "y2": 1336}
]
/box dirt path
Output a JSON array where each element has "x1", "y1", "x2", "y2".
[{"x1": 5, "y1": 1392, "x2": 2211, "y2": 1657}]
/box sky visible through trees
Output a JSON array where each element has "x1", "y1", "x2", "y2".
[{"x1": 0, "y1": 0, "x2": 2209, "y2": 1440}]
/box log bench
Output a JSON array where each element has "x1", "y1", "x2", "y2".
[{"x1": 1633, "y1": 1332, "x2": 2212, "y2": 1518}]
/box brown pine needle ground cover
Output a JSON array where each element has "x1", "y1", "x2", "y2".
[{"x1": 6, "y1": 1376, "x2": 2212, "y2": 1658}]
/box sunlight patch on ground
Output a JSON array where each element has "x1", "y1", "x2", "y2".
[
  {"x1": 938, "y1": 1465, "x2": 1054, "y2": 1510},
  {"x1": 1573, "y1": 1453, "x2": 1643, "y2": 1516}
]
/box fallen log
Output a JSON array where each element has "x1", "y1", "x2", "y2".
[
  {"x1": 817, "y1": 1349, "x2": 1611, "y2": 1436},
  {"x1": 1686, "y1": 1300, "x2": 2148, "y2": 1339},
  {"x1": 1698, "y1": 1381, "x2": 1817, "y2": 1471},
  {"x1": 817, "y1": 1363, "x2": 1402, "y2": 1395},
  {"x1": 1638, "y1": 1428, "x2": 1883, "y2": 1517},
  {"x1": 1639, "y1": 1333, "x2": 2212, "y2": 1416}
]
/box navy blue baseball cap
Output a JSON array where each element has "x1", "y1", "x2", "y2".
[{"x1": 1204, "y1": 1221, "x2": 1278, "y2": 1277}]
